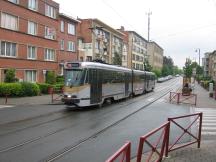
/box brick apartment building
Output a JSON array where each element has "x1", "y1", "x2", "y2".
[
  {"x1": 77, "y1": 18, "x2": 124, "y2": 64},
  {"x1": 58, "y1": 13, "x2": 79, "y2": 75},
  {"x1": 0, "y1": 0, "x2": 78, "y2": 83}
]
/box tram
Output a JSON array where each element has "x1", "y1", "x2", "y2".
[{"x1": 62, "y1": 62, "x2": 156, "y2": 107}]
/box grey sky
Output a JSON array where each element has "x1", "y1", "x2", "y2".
[{"x1": 55, "y1": 0, "x2": 216, "y2": 68}]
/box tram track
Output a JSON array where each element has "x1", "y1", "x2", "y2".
[
  {"x1": 0, "y1": 78, "x2": 180, "y2": 159},
  {"x1": 43, "y1": 79, "x2": 181, "y2": 162}
]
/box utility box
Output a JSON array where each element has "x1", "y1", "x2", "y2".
[{"x1": 209, "y1": 83, "x2": 213, "y2": 93}]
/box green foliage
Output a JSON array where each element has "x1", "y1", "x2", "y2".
[
  {"x1": 4, "y1": 69, "x2": 17, "y2": 83},
  {"x1": 20, "y1": 82, "x2": 40, "y2": 96},
  {"x1": 0, "y1": 82, "x2": 39, "y2": 97},
  {"x1": 37, "y1": 83, "x2": 51, "y2": 94},
  {"x1": 152, "y1": 69, "x2": 161, "y2": 78},
  {"x1": 184, "y1": 60, "x2": 203, "y2": 78},
  {"x1": 46, "y1": 71, "x2": 56, "y2": 84},
  {"x1": 53, "y1": 83, "x2": 64, "y2": 92},
  {"x1": 56, "y1": 76, "x2": 64, "y2": 83},
  {"x1": 112, "y1": 52, "x2": 122, "y2": 66},
  {"x1": 0, "y1": 83, "x2": 22, "y2": 96},
  {"x1": 144, "y1": 59, "x2": 152, "y2": 72}
]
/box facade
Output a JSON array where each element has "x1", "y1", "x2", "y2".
[
  {"x1": 208, "y1": 51, "x2": 216, "y2": 81},
  {"x1": 77, "y1": 18, "x2": 124, "y2": 65},
  {"x1": 58, "y1": 13, "x2": 79, "y2": 75},
  {"x1": 0, "y1": 0, "x2": 79, "y2": 83},
  {"x1": 147, "y1": 41, "x2": 163, "y2": 70},
  {"x1": 202, "y1": 52, "x2": 210, "y2": 77},
  {"x1": 0, "y1": 0, "x2": 59, "y2": 83},
  {"x1": 127, "y1": 31, "x2": 148, "y2": 70}
]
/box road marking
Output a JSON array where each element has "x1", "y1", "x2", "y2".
[
  {"x1": 0, "y1": 105, "x2": 14, "y2": 109},
  {"x1": 147, "y1": 98, "x2": 154, "y2": 102},
  {"x1": 195, "y1": 108, "x2": 216, "y2": 136}
]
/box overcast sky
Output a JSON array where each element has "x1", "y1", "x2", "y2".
[{"x1": 55, "y1": 0, "x2": 216, "y2": 68}]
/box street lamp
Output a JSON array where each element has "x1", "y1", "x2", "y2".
[{"x1": 195, "y1": 48, "x2": 200, "y2": 66}]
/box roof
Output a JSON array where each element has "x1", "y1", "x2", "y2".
[{"x1": 59, "y1": 13, "x2": 80, "y2": 23}]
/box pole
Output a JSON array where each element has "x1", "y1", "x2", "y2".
[{"x1": 146, "y1": 11, "x2": 152, "y2": 42}]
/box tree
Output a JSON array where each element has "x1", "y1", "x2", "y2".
[
  {"x1": 144, "y1": 59, "x2": 152, "y2": 71},
  {"x1": 162, "y1": 56, "x2": 174, "y2": 76},
  {"x1": 183, "y1": 58, "x2": 192, "y2": 77},
  {"x1": 112, "y1": 51, "x2": 122, "y2": 66},
  {"x1": 152, "y1": 68, "x2": 161, "y2": 78},
  {"x1": 45, "y1": 71, "x2": 56, "y2": 84},
  {"x1": 4, "y1": 69, "x2": 16, "y2": 83}
]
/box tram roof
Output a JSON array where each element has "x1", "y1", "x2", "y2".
[{"x1": 79, "y1": 62, "x2": 132, "y2": 72}]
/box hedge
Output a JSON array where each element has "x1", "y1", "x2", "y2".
[
  {"x1": 0, "y1": 82, "x2": 40, "y2": 97},
  {"x1": 37, "y1": 83, "x2": 52, "y2": 94}
]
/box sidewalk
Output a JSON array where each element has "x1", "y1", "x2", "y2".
[{"x1": 0, "y1": 93, "x2": 62, "y2": 105}]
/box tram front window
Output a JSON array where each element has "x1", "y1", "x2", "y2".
[{"x1": 65, "y1": 69, "x2": 85, "y2": 87}]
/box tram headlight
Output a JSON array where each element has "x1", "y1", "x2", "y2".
[{"x1": 67, "y1": 95, "x2": 71, "y2": 98}]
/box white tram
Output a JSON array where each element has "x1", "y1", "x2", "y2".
[{"x1": 62, "y1": 62, "x2": 156, "y2": 107}]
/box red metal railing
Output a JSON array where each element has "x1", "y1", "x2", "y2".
[
  {"x1": 136, "y1": 121, "x2": 170, "y2": 162},
  {"x1": 106, "y1": 142, "x2": 131, "y2": 162},
  {"x1": 169, "y1": 92, "x2": 180, "y2": 104},
  {"x1": 51, "y1": 88, "x2": 64, "y2": 103},
  {"x1": 165, "y1": 112, "x2": 202, "y2": 157},
  {"x1": 169, "y1": 92, "x2": 197, "y2": 105}
]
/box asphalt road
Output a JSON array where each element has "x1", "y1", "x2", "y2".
[{"x1": 0, "y1": 77, "x2": 192, "y2": 162}]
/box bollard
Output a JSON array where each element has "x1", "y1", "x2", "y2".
[{"x1": 5, "y1": 94, "x2": 8, "y2": 104}]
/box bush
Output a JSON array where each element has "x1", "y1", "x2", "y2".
[
  {"x1": 20, "y1": 82, "x2": 40, "y2": 96},
  {"x1": 46, "y1": 71, "x2": 56, "y2": 85},
  {"x1": 4, "y1": 69, "x2": 16, "y2": 83},
  {"x1": 53, "y1": 83, "x2": 64, "y2": 92},
  {"x1": 0, "y1": 83, "x2": 23, "y2": 96},
  {"x1": 37, "y1": 83, "x2": 51, "y2": 94},
  {"x1": 56, "y1": 76, "x2": 64, "y2": 83}
]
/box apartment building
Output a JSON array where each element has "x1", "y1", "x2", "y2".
[
  {"x1": 147, "y1": 41, "x2": 163, "y2": 70},
  {"x1": 58, "y1": 13, "x2": 79, "y2": 75},
  {"x1": 123, "y1": 31, "x2": 147, "y2": 70},
  {"x1": 202, "y1": 52, "x2": 210, "y2": 77},
  {"x1": 0, "y1": 0, "x2": 59, "y2": 82},
  {"x1": 0, "y1": 0, "x2": 80, "y2": 83},
  {"x1": 208, "y1": 51, "x2": 216, "y2": 81},
  {"x1": 77, "y1": 18, "x2": 124, "y2": 65}
]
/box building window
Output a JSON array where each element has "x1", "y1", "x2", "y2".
[
  {"x1": 25, "y1": 70, "x2": 36, "y2": 82},
  {"x1": 68, "y1": 23, "x2": 75, "y2": 35},
  {"x1": 44, "y1": 49, "x2": 55, "y2": 61},
  {"x1": 60, "y1": 21, "x2": 64, "y2": 32},
  {"x1": 28, "y1": 46, "x2": 36, "y2": 59},
  {"x1": 8, "y1": 0, "x2": 19, "y2": 4},
  {"x1": 28, "y1": 21, "x2": 37, "y2": 35},
  {"x1": 28, "y1": 0, "x2": 37, "y2": 11},
  {"x1": 1, "y1": 13, "x2": 18, "y2": 31},
  {"x1": 0, "y1": 41, "x2": 16, "y2": 57},
  {"x1": 86, "y1": 56, "x2": 92, "y2": 61},
  {"x1": 60, "y1": 40, "x2": 64, "y2": 50},
  {"x1": 68, "y1": 41, "x2": 75, "y2": 52},
  {"x1": 45, "y1": 4, "x2": 56, "y2": 19},
  {"x1": 45, "y1": 27, "x2": 55, "y2": 40}
]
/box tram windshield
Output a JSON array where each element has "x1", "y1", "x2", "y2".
[{"x1": 65, "y1": 69, "x2": 85, "y2": 86}]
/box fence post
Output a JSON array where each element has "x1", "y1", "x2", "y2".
[
  {"x1": 136, "y1": 138, "x2": 144, "y2": 162},
  {"x1": 126, "y1": 142, "x2": 131, "y2": 162},
  {"x1": 177, "y1": 93, "x2": 180, "y2": 104},
  {"x1": 165, "y1": 119, "x2": 170, "y2": 157},
  {"x1": 51, "y1": 89, "x2": 54, "y2": 103},
  {"x1": 198, "y1": 112, "x2": 203, "y2": 148},
  {"x1": 195, "y1": 94, "x2": 197, "y2": 106},
  {"x1": 5, "y1": 94, "x2": 8, "y2": 104},
  {"x1": 169, "y1": 92, "x2": 171, "y2": 103}
]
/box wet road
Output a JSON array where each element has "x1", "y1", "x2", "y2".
[{"x1": 0, "y1": 77, "x2": 191, "y2": 162}]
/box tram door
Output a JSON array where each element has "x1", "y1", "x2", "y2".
[
  {"x1": 125, "y1": 73, "x2": 130, "y2": 96},
  {"x1": 89, "y1": 69, "x2": 102, "y2": 104}
]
